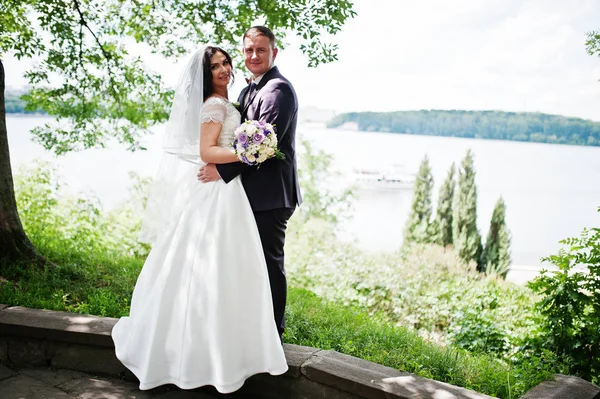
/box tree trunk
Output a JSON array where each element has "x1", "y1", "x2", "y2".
[{"x1": 0, "y1": 59, "x2": 43, "y2": 270}]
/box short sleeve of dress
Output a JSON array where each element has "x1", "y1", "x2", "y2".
[{"x1": 201, "y1": 98, "x2": 227, "y2": 124}]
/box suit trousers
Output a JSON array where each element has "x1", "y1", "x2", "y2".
[{"x1": 253, "y1": 207, "x2": 295, "y2": 340}]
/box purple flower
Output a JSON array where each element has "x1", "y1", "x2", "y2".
[
  {"x1": 252, "y1": 132, "x2": 265, "y2": 144},
  {"x1": 238, "y1": 133, "x2": 249, "y2": 147}
]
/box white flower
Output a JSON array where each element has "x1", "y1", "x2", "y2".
[
  {"x1": 247, "y1": 154, "x2": 256, "y2": 162},
  {"x1": 245, "y1": 123, "x2": 258, "y2": 134},
  {"x1": 257, "y1": 154, "x2": 268, "y2": 163},
  {"x1": 266, "y1": 147, "x2": 275, "y2": 157}
]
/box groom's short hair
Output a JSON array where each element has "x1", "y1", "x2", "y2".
[{"x1": 243, "y1": 26, "x2": 276, "y2": 49}]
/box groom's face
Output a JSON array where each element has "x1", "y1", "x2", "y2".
[{"x1": 243, "y1": 35, "x2": 278, "y2": 78}]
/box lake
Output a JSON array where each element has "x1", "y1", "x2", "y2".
[{"x1": 6, "y1": 115, "x2": 600, "y2": 283}]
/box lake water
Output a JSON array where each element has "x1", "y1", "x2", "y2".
[{"x1": 6, "y1": 115, "x2": 600, "y2": 283}]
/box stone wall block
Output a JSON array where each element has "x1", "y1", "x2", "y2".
[
  {"x1": 7, "y1": 339, "x2": 50, "y2": 366},
  {"x1": 50, "y1": 342, "x2": 126, "y2": 375}
]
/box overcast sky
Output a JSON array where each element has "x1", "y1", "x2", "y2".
[{"x1": 5, "y1": 0, "x2": 600, "y2": 121}]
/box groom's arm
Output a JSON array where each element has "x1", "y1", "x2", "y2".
[{"x1": 215, "y1": 162, "x2": 249, "y2": 183}]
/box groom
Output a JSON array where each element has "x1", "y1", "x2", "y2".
[{"x1": 198, "y1": 26, "x2": 302, "y2": 341}]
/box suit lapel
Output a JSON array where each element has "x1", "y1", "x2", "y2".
[
  {"x1": 242, "y1": 67, "x2": 279, "y2": 118},
  {"x1": 239, "y1": 86, "x2": 250, "y2": 121}
]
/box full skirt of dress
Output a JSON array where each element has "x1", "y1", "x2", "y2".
[{"x1": 111, "y1": 170, "x2": 288, "y2": 393}]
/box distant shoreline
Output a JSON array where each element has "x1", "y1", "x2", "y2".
[
  {"x1": 5, "y1": 113, "x2": 47, "y2": 117},
  {"x1": 326, "y1": 125, "x2": 600, "y2": 149},
  {"x1": 327, "y1": 110, "x2": 600, "y2": 148}
]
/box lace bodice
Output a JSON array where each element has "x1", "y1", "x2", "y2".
[{"x1": 201, "y1": 97, "x2": 241, "y2": 148}]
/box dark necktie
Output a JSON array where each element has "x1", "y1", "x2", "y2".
[{"x1": 248, "y1": 82, "x2": 257, "y2": 100}]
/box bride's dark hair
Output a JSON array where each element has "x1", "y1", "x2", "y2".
[{"x1": 202, "y1": 46, "x2": 235, "y2": 101}]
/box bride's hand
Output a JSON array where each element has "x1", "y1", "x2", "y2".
[{"x1": 198, "y1": 164, "x2": 221, "y2": 183}]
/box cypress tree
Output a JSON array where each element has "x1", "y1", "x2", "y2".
[
  {"x1": 403, "y1": 155, "x2": 434, "y2": 244},
  {"x1": 453, "y1": 149, "x2": 483, "y2": 270},
  {"x1": 482, "y1": 197, "x2": 511, "y2": 278},
  {"x1": 435, "y1": 163, "x2": 455, "y2": 246}
]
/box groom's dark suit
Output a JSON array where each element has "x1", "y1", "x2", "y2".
[{"x1": 216, "y1": 66, "x2": 302, "y2": 339}]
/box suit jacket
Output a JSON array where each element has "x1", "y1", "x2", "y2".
[{"x1": 216, "y1": 66, "x2": 302, "y2": 212}]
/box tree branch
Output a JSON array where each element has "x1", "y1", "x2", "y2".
[{"x1": 72, "y1": 0, "x2": 120, "y2": 101}]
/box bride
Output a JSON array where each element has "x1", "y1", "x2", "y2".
[{"x1": 111, "y1": 45, "x2": 288, "y2": 393}]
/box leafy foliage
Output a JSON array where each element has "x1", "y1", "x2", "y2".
[
  {"x1": 453, "y1": 150, "x2": 483, "y2": 270},
  {"x1": 327, "y1": 110, "x2": 600, "y2": 146},
  {"x1": 448, "y1": 293, "x2": 509, "y2": 356},
  {"x1": 403, "y1": 155, "x2": 435, "y2": 244},
  {"x1": 482, "y1": 197, "x2": 511, "y2": 278},
  {"x1": 287, "y1": 220, "x2": 538, "y2": 352},
  {"x1": 14, "y1": 160, "x2": 150, "y2": 260},
  {"x1": 586, "y1": 29, "x2": 600, "y2": 59},
  {"x1": 1, "y1": 0, "x2": 356, "y2": 155},
  {"x1": 528, "y1": 211, "x2": 600, "y2": 383}
]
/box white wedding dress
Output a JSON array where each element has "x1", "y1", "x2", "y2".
[{"x1": 111, "y1": 97, "x2": 288, "y2": 393}]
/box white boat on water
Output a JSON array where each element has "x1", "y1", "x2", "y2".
[{"x1": 352, "y1": 164, "x2": 415, "y2": 190}]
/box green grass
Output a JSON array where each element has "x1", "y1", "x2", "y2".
[
  {"x1": 2, "y1": 251, "x2": 550, "y2": 398},
  {"x1": 285, "y1": 288, "x2": 551, "y2": 398},
  {"x1": 0, "y1": 248, "x2": 142, "y2": 317}
]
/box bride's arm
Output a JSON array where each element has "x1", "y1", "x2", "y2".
[{"x1": 199, "y1": 121, "x2": 239, "y2": 164}]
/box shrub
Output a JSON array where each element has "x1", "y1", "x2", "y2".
[
  {"x1": 528, "y1": 209, "x2": 600, "y2": 383},
  {"x1": 14, "y1": 160, "x2": 150, "y2": 261}
]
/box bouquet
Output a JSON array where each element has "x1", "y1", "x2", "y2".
[{"x1": 232, "y1": 120, "x2": 285, "y2": 166}]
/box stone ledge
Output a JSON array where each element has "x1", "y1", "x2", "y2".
[
  {"x1": 282, "y1": 343, "x2": 321, "y2": 378},
  {"x1": 2, "y1": 304, "x2": 599, "y2": 399},
  {"x1": 0, "y1": 305, "x2": 116, "y2": 347},
  {"x1": 301, "y1": 350, "x2": 496, "y2": 399},
  {"x1": 521, "y1": 374, "x2": 600, "y2": 399}
]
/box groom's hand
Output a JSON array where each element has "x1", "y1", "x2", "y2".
[{"x1": 198, "y1": 163, "x2": 221, "y2": 183}]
